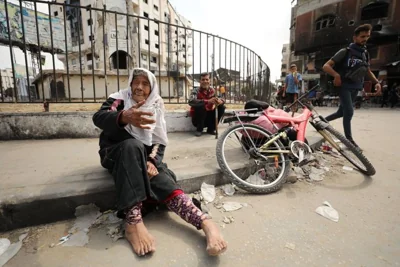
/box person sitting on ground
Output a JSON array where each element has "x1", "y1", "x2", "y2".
[
  {"x1": 92, "y1": 68, "x2": 227, "y2": 257},
  {"x1": 189, "y1": 73, "x2": 225, "y2": 137}
]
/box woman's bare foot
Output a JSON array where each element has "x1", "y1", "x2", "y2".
[
  {"x1": 125, "y1": 222, "x2": 156, "y2": 256},
  {"x1": 201, "y1": 219, "x2": 227, "y2": 256}
]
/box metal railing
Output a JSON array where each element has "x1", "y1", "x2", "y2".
[{"x1": 0, "y1": 0, "x2": 271, "y2": 104}]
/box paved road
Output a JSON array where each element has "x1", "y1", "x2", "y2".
[{"x1": 2, "y1": 107, "x2": 400, "y2": 267}]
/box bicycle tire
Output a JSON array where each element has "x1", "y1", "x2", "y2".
[
  {"x1": 322, "y1": 125, "x2": 376, "y2": 176},
  {"x1": 216, "y1": 124, "x2": 291, "y2": 194}
]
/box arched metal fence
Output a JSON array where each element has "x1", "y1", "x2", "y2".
[{"x1": 0, "y1": 0, "x2": 271, "y2": 104}]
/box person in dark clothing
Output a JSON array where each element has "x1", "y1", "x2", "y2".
[
  {"x1": 92, "y1": 68, "x2": 227, "y2": 257},
  {"x1": 387, "y1": 83, "x2": 399, "y2": 108},
  {"x1": 381, "y1": 85, "x2": 389, "y2": 108},
  {"x1": 189, "y1": 73, "x2": 225, "y2": 137},
  {"x1": 322, "y1": 24, "x2": 381, "y2": 149}
]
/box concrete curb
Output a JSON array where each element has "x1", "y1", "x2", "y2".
[{"x1": 0, "y1": 137, "x2": 324, "y2": 232}]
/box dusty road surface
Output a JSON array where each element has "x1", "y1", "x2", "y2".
[{"x1": 1, "y1": 108, "x2": 400, "y2": 267}]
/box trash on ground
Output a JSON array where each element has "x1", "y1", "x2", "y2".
[
  {"x1": 309, "y1": 167, "x2": 325, "y2": 182},
  {"x1": 247, "y1": 173, "x2": 264, "y2": 185},
  {"x1": 285, "y1": 242, "x2": 296, "y2": 250},
  {"x1": 221, "y1": 184, "x2": 235, "y2": 196},
  {"x1": 0, "y1": 233, "x2": 28, "y2": 267},
  {"x1": 0, "y1": 239, "x2": 10, "y2": 257},
  {"x1": 342, "y1": 166, "x2": 353, "y2": 171},
  {"x1": 222, "y1": 202, "x2": 244, "y2": 212},
  {"x1": 63, "y1": 204, "x2": 101, "y2": 247},
  {"x1": 201, "y1": 182, "x2": 216, "y2": 203},
  {"x1": 56, "y1": 234, "x2": 71, "y2": 246},
  {"x1": 315, "y1": 201, "x2": 339, "y2": 222}
]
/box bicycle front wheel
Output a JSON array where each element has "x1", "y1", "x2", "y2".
[
  {"x1": 319, "y1": 125, "x2": 376, "y2": 176},
  {"x1": 216, "y1": 124, "x2": 290, "y2": 194}
]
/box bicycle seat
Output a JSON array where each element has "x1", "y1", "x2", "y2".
[{"x1": 244, "y1": 100, "x2": 269, "y2": 113}]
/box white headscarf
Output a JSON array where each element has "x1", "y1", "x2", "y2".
[{"x1": 109, "y1": 68, "x2": 168, "y2": 146}]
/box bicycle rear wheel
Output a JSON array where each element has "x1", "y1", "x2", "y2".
[
  {"x1": 319, "y1": 125, "x2": 376, "y2": 176},
  {"x1": 216, "y1": 124, "x2": 290, "y2": 194}
]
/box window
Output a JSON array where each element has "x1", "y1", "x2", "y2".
[
  {"x1": 72, "y1": 59, "x2": 77, "y2": 65},
  {"x1": 86, "y1": 53, "x2": 93, "y2": 61},
  {"x1": 143, "y1": 0, "x2": 148, "y2": 3},
  {"x1": 182, "y1": 44, "x2": 186, "y2": 48},
  {"x1": 54, "y1": 11, "x2": 58, "y2": 16},
  {"x1": 315, "y1": 15, "x2": 336, "y2": 31},
  {"x1": 151, "y1": 56, "x2": 157, "y2": 63},
  {"x1": 89, "y1": 35, "x2": 94, "y2": 41},
  {"x1": 175, "y1": 19, "x2": 178, "y2": 24},
  {"x1": 154, "y1": 5, "x2": 158, "y2": 11},
  {"x1": 144, "y1": 25, "x2": 149, "y2": 31},
  {"x1": 141, "y1": 53, "x2": 147, "y2": 60},
  {"x1": 183, "y1": 54, "x2": 186, "y2": 58},
  {"x1": 175, "y1": 30, "x2": 178, "y2": 34},
  {"x1": 143, "y1": 12, "x2": 149, "y2": 18},
  {"x1": 155, "y1": 43, "x2": 159, "y2": 49},
  {"x1": 361, "y1": 1, "x2": 389, "y2": 20},
  {"x1": 282, "y1": 47, "x2": 287, "y2": 53},
  {"x1": 145, "y1": 39, "x2": 149, "y2": 45},
  {"x1": 154, "y1": 30, "x2": 159, "y2": 36},
  {"x1": 281, "y1": 64, "x2": 287, "y2": 69},
  {"x1": 87, "y1": 19, "x2": 92, "y2": 26}
]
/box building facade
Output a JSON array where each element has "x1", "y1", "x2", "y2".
[{"x1": 291, "y1": 0, "x2": 400, "y2": 92}]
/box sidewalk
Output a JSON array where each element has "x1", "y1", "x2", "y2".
[{"x1": 0, "y1": 126, "x2": 323, "y2": 231}]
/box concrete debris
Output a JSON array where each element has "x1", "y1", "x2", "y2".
[
  {"x1": 222, "y1": 216, "x2": 235, "y2": 224},
  {"x1": 309, "y1": 167, "x2": 325, "y2": 181},
  {"x1": 201, "y1": 182, "x2": 216, "y2": 203},
  {"x1": 223, "y1": 202, "x2": 244, "y2": 212},
  {"x1": 107, "y1": 225, "x2": 124, "y2": 242},
  {"x1": 0, "y1": 233, "x2": 28, "y2": 267},
  {"x1": 285, "y1": 242, "x2": 296, "y2": 250},
  {"x1": 315, "y1": 201, "x2": 339, "y2": 222},
  {"x1": 0, "y1": 239, "x2": 10, "y2": 257},
  {"x1": 342, "y1": 166, "x2": 353, "y2": 171},
  {"x1": 247, "y1": 173, "x2": 264, "y2": 185},
  {"x1": 94, "y1": 211, "x2": 122, "y2": 226},
  {"x1": 221, "y1": 184, "x2": 235, "y2": 196},
  {"x1": 63, "y1": 204, "x2": 101, "y2": 247}
]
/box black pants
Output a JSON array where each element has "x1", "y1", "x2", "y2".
[
  {"x1": 192, "y1": 105, "x2": 225, "y2": 132},
  {"x1": 325, "y1": 88, "x2": 358, "y2": 140},
  {"x1": 99, "y1": 139, "x2": 179, "y2": 215}
]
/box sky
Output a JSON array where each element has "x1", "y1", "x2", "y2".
[
  {"x1": 168, "y1": 0, "x2": 292, "y2": 81},
  {"x1": 0, "y1": 0, "x2": 292, "y2": 82}
]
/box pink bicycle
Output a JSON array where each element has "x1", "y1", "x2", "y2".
[{"x1": 216, "y1": 85, "x2": 376, "y2": 194}]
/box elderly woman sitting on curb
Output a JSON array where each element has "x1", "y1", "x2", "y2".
[{"x1": 92, "y1": 68, "x2": 227, "y2": 257}]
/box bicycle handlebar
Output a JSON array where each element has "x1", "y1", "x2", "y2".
[{"x1": 286, "y1": 84, "x2": 320, "y2": 111}]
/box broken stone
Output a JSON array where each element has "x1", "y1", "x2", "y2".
[
  {"x1": 223, "y1": 217, "x2": 231, "y2": 224},
  {"x1": 222, "y1": 202, "x2": 243, "y2": 212},
  {"x1": 342, "y1": 166, "x2": 353, "y2": 171},
  {"x1": 285, "y1": 242, "x2": 296, "y2": 250},
  {"x1": 309, "y1": 167, "x2": 325, "y2": 182}
]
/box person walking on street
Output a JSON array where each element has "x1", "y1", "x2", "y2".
[
  {"x1": 283, "y1": 64, "x2": 302, "y2": 112},
  {"x1": 322, "y1": 24, "x2": 381, "y2": 149}
]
